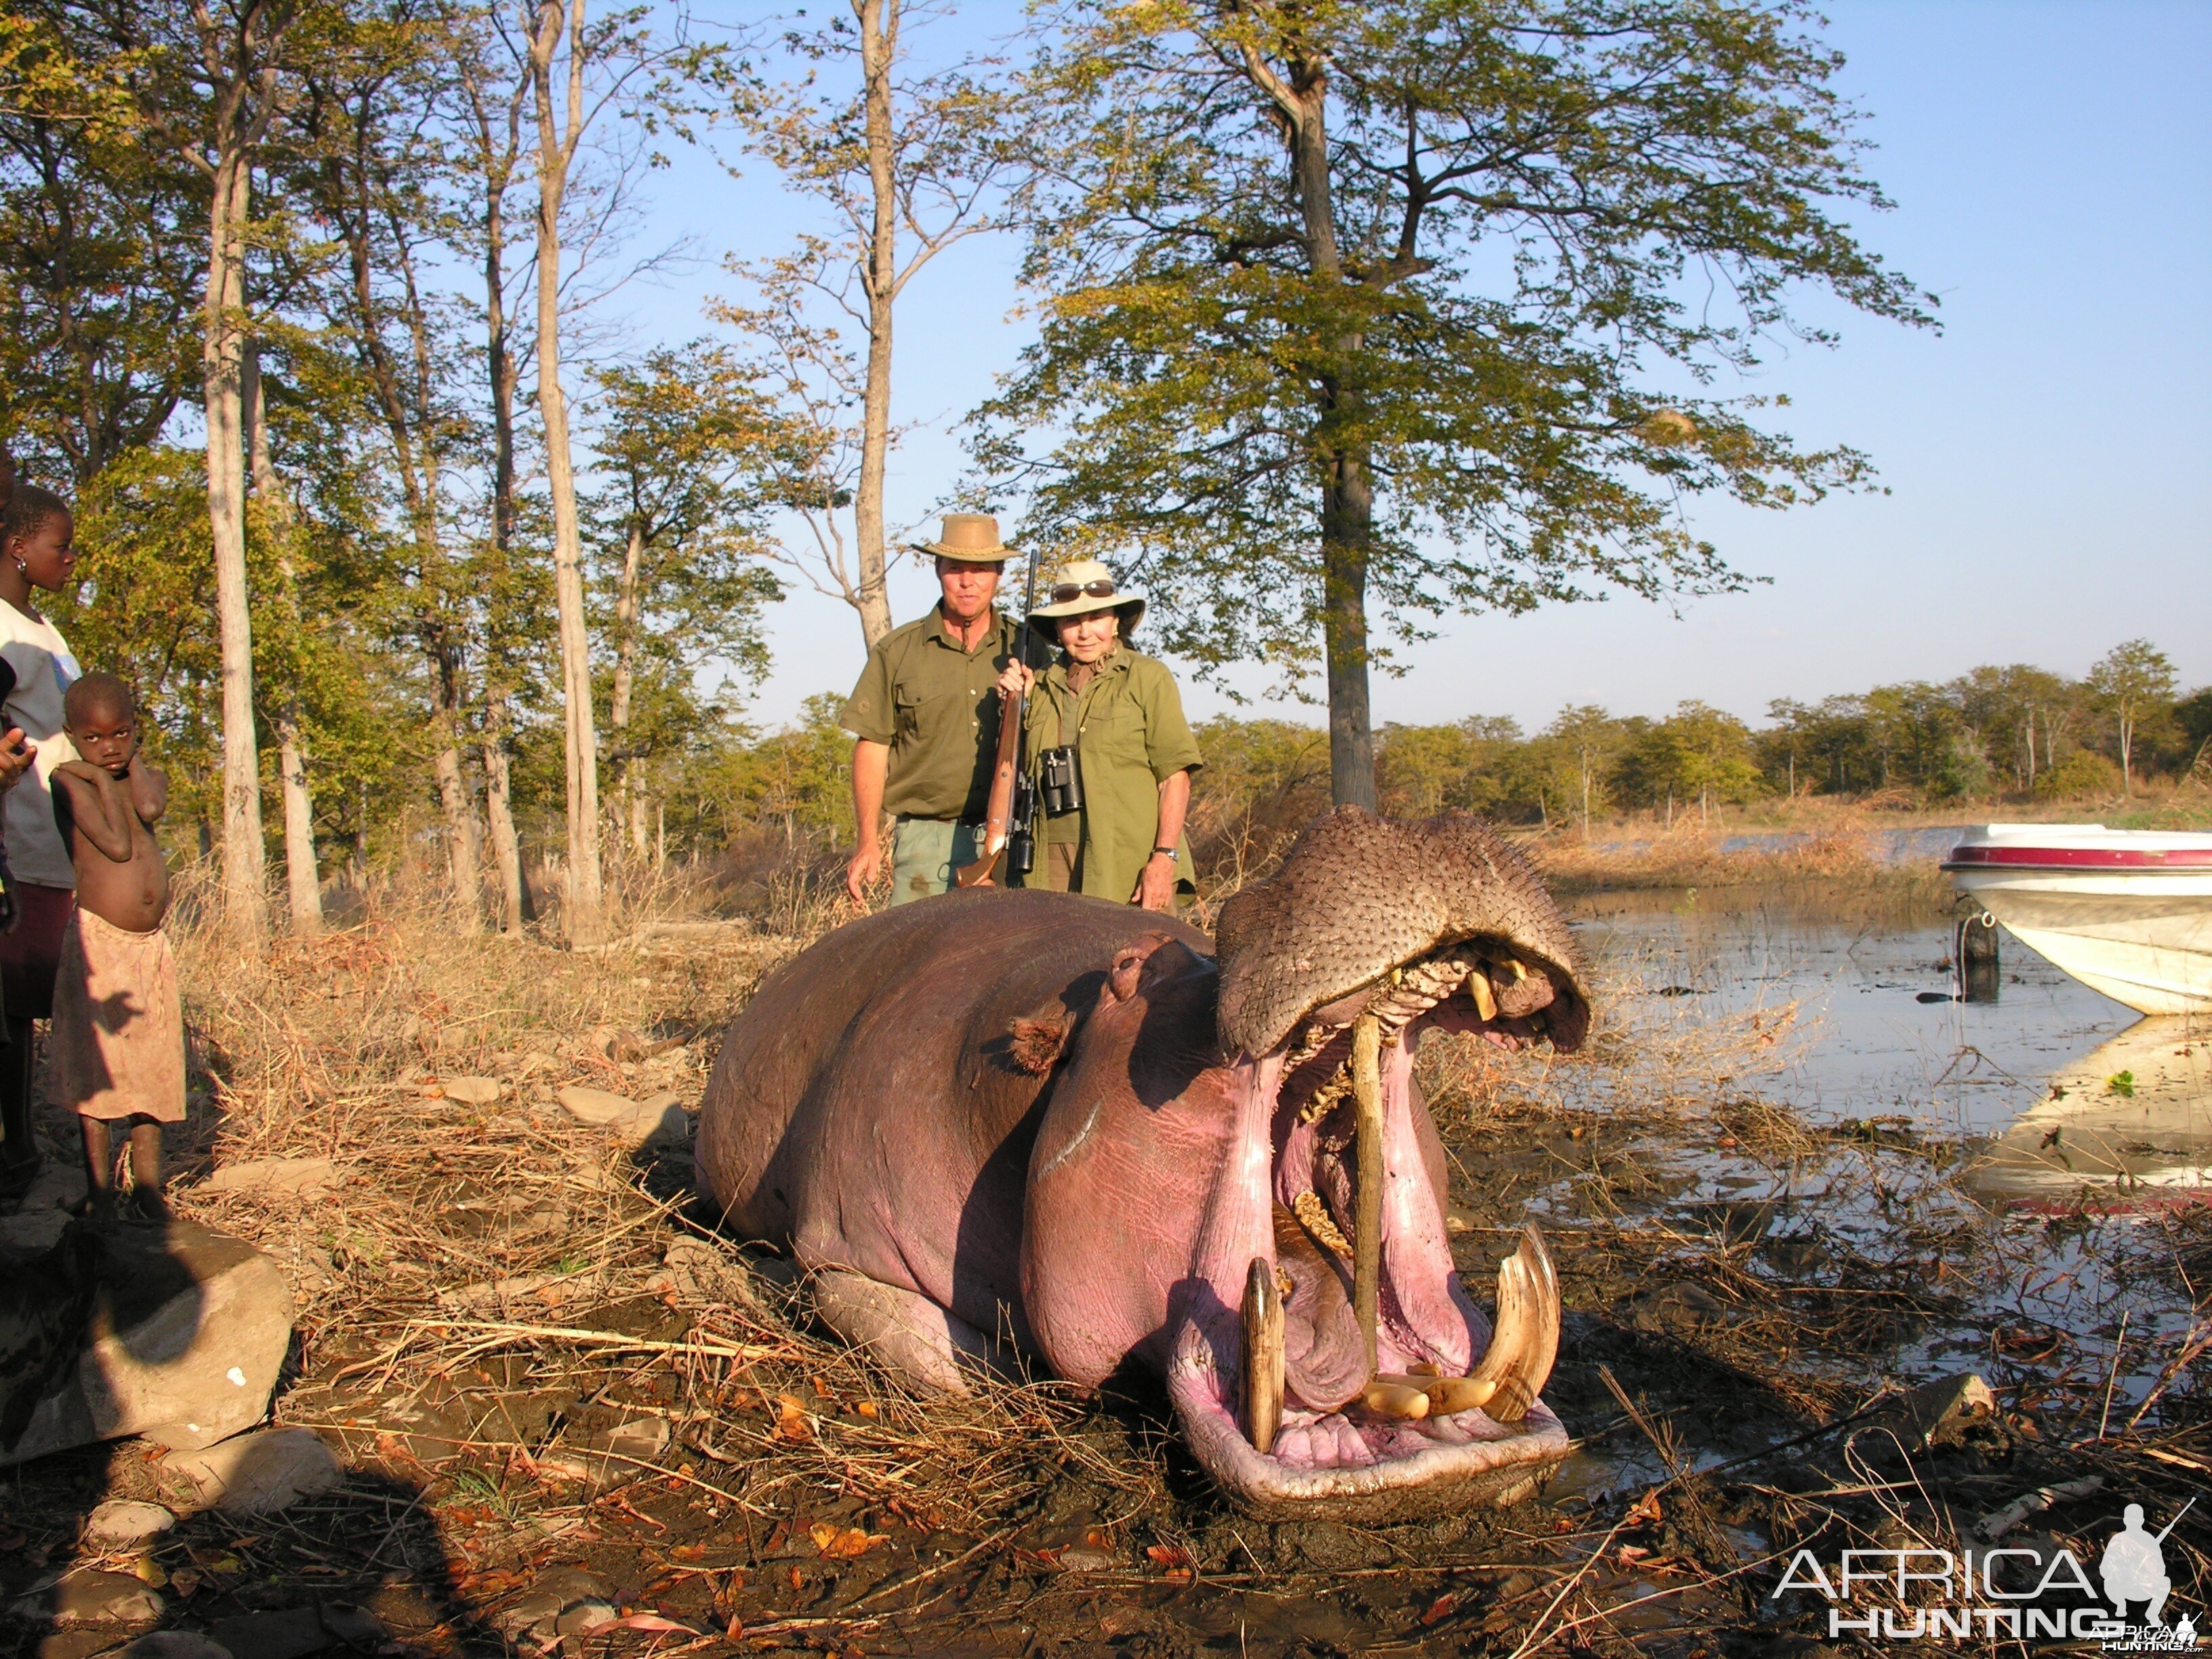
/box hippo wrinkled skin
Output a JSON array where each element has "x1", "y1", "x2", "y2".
[{"x1": 697, "y1": 807, "x2": 1591, "y2": 1520}]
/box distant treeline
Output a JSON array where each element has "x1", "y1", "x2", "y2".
[{"x1": 625, "y1": 640, "x2": 2206, "y2": 912}]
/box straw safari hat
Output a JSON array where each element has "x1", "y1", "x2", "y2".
[
  {"x1": 1026, "y1": 558, "x2": 1145, "y2": 635},
  {"x1": 910, "y1": 512, "x2": 1016, "y2": 562}
]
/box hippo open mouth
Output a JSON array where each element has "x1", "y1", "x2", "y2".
[
  {"x1": 1166, "y1": 811, "x2": 1590, "y2": 1519},
  {"x1": 697, "y1": 803, "x2": 1590, "y2": 1525}
]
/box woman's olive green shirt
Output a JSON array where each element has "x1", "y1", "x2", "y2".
[{"x1": 1025, "y1": 647, "x2": 1203, "y2": 903}]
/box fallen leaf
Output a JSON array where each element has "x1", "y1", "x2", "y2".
[
  {"x1": 131, "y1": 1559, "x2": 167, "y2": 1588},
  {"x1": 775, "y1": 1395, "x2": 812, "y2": 1443},
  {"x1": 168, "y1": 1570, "x2": 201, "y2": 1599},
  {"x1": 854, "y1": 1401, "x2": 878, "y2": 1418},
  {"x1": 1624, "y1": 1490, "x2": 1664, "y2": 1528},
  {"x1": 670, "y1": 1544, "x2": 706, "y2": 1561},
  {"x1": 604, "y1": 1614, "x2": 697, "y2": 1634},
  {"x1": 1617, "y1": 1544, "x2": 1653, "y2": 1565},
  {"x1": 785, "y1": 1566, "x2": 803, "y2": 1592},
  {"x1": 1420, "y1": 1593, "x2": 1458, "y2": 1626},
  {"x1": 810, "y1": 1523, "x2": 885, "y2": 1559}
]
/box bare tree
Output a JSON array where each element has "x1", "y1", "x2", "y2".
[
  {"x1": 733, "y1": 0, "x2": 1028, "y2": 650},
  {"x1": 243, "y1": 342, "x2": 323, "y2": 933},
  {"x1": 456, "y1": 24, "x2": 537, "y2": 935},
  {"x1": 308, "y1": 60, "x2": 491, "y2": 931},
  {"x1": 522, "y1": 0, "x2": 717, "y2": 946}
]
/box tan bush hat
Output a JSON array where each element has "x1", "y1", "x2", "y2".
[
  {"x1": 1027, "y1": 558, "x2": 1145, "y2": 634},
  {"x1": 910, "y1": 512, "x2": 1015, "y2": 562}
]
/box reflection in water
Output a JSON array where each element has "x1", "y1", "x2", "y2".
[
  {"x1": 1571, "y1": 893, "x2": 2138, "y2": 1136},
  {"x1": 1570, "y1": 892, "x2": 2209, "y2": 1203},
  {"x1": 1971, "y1": 1018, "x2": 2211, "y2": 1202}
]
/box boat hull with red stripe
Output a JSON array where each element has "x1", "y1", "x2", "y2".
[{"x1": 1942, "y1": 825, "x2": 2212, "y2": 1015}]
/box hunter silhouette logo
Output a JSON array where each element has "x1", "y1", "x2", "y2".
[
  {"x1": 2104, "y1": 1502, "x2": 2179, "y2": 1625},
  {"x1": 1769, "y1": 1496, "x2": 2199, "y2": 1646}
]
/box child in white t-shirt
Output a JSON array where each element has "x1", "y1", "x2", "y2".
[{"x1": 0, "y1": 483, "x2": 81, "y2": 1200}]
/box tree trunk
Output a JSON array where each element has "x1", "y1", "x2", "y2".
[
  {"x1": 205, "y1": 151, "x2": 266, "y2": 933},
  {"x1": 531, "y1": 0, "x2": 606, "y2": 947},
  {"x1": 1319, "y1": 460, "x2": 1378, "y2": 811},
  {"x1": 243, "y1": 344, "x2": 323, "y2": 935},
  {"x1": 481, "y1": 686, "x2": 532, "y2": 934},
  {"x1": 433, "y1": 737, "x2": 483, "y2": 928},
  {"x1": 610, "y1": 516, "x2": 644, "y2": 857},
  {"x1": 1271, "y1": 53, "x2": 1376, "y2": 811},
  {"x1": 274, "y1": 722, "x2": 321, "y2": 928},
  {"x1": 476, "y1": 80, "x2": 532, "y2": 934},
  {"x1": 851, "y1": 0, "x2": 900, "y2": 649}
]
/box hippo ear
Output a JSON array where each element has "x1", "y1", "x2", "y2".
[{"x1": 1007, "y1": 1002, "x2": 1073, "y2": 1075}]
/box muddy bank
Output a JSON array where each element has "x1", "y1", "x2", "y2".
[{"x1": 2, "y1": 907, "x2": 2207, "y2": 1656}]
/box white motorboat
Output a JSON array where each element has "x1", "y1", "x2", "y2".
[{"x1": 1943, "y1": 824, "x2": 2212, "y2": 1015}]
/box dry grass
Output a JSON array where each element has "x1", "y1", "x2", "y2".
[
  {"x1": 1531, "y1": 826, "x2": 1953, "y2": 909},
  {"x1": 6, "y1": 861, "x2": 2207, "y2": 1657}
]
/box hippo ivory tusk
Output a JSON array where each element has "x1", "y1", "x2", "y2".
[
  {"x1": 1241, "y1": 1256, "x2": 1285, "y2": 1456},
  {"x1": 1361, "y1": 1380, "x2": 1430, "y2": 1420},
  {"x1": 1454, "y1": 1223, "x2": 1561, "y2": 1424},
  {"x1": 1467, "y1": 970, "x2": 1498, "y2": 1022},
  {"x1": 1351, "y1": 1013, "x2": 1385, "y2": 1380},
  {"x1": 1422, "y1": 1374, "x2": 1499, "y2": 1416}
]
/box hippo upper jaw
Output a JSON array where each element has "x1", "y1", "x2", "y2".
[{"x1": 1215, "y1": 807, "x2": 1591, "y2": 1062}]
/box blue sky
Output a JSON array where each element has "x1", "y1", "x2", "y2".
[{"x1": 623, "y1": 1, "x2": 2211, "y2": 735}]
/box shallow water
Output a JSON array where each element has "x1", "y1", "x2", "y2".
[{"x1": 1571, "y1": 893, "x2": 2210, "y2": 1193}]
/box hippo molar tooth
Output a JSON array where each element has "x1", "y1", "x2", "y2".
[{"x1": 1291, "y1": 1190, "x2": 1351, "y2": 1258}]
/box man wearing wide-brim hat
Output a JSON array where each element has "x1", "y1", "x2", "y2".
[
  {"x1": 840, "y1": 514, "x2": 1044, "y2": 905},
  {"x1": 994, "y1": 557, "x2": 1202, "y2": 912}
]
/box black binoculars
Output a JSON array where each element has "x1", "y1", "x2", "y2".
[{"x1": 1040, "y1": 745, "x2": 1084, "y2": 817}]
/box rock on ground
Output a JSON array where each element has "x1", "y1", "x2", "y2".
[
  {"x1": 430, "y1": 1076, "x2": 503, "y2": 1106},
  {"x1": 534, "y1": 1416, "x2": 669, "y2": 1492},
  {"x1": 84, "y1": 1499, "x2": 178, "y2": 1546},
  {"x1": 14, "y1": 1161, "x2": 88, "y2": 1213},
  {"x1": 163, "y1": 1427, "x2": 344, "y2": 1515},
  {"x1": 208, "y1": 1605, "x2": 332, "y2": 1659},
  {"x1": 119, "y1": 1634, "x2": 237, "y2": 1659},
  {"x1": 9, "y1": 1568, "x2": 167, "y2": 1627},
  {"x1": 1, "y1": 1222, "x2": 293, "y2": 1465},
  {"x1": 197, "y1": 1159, "x2": 340, "y2": 1197},
  {"x1": 555, "y1": 1086, "x2": 690, "y2": 1145},
  {"x1": 495, "y1": 1568, "x2": 616, "y2": 1648}
]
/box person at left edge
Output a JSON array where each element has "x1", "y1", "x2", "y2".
[{"x1": 841, "y1": 514, "x2": 1040, "y2": 906}]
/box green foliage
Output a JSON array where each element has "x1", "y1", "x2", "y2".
[
  {"x1": 1614, "y1": 703, "x2": 1764, "y2": 811},
  {"x1": 2034, "y1": 750, "x2": 2120, "y2": 800},
  {"x1": 979, "y1": 0, "x2": 1935, "y2": 804}
]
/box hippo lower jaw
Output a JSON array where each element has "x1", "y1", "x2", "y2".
[{"x1": 1162, "y1": 951, "x2": 1574, "y2": 1522}]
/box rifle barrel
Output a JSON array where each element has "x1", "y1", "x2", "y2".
[{"x1": 2153, "y1": 1494, "x2": 2197, "y2": 1543}]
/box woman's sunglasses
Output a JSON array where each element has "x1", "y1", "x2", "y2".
[{"x1": 1050, "y1": 579, "x2": 1119, "y2": 605}]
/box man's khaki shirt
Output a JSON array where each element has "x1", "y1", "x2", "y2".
[{"x1": 840, "y1": 606, "x2": 1024, "y2": 821}]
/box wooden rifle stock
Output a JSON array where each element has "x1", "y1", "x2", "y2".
[
  {"x1": 956, "y1": 556, "x2": 1040, "y2": 890},
  {"x1": 956, "y1": 684, "x2": 1023, "y2": 887}
]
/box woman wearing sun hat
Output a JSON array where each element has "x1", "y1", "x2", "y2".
[{"x1": 995, "y1": 558, "x2": 1202, "y2": 911}]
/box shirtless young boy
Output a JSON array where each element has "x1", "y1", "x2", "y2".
[{"x1": 48, "y1": 672, "x2": 180, "y2": 1222}]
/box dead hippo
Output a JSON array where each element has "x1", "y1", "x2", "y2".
[{"x1": 697, "y1": 806, "x2": 1591, "y2": 1520}]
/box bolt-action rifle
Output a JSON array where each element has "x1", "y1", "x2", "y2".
[{"x1": 954, "y1": 553, "x2": 1040, "y2": 888}]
